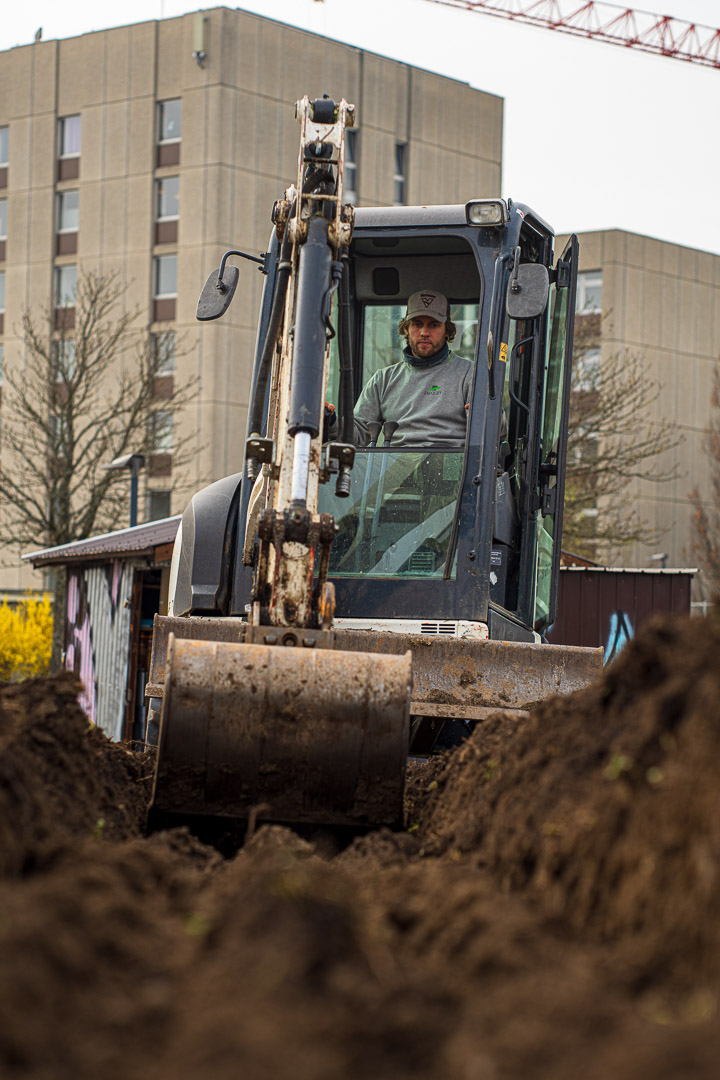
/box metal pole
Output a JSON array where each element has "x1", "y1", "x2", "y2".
[{"x1": 129, "y1": 460, "x2": 140, "y2": 527}]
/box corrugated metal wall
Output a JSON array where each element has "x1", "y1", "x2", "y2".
[
  {"x1": 65, "y1": 561, "x2": 136, "y2": 741},
  {"x1": 548, "y1": 569, "x2": 694, "y2": 656}
]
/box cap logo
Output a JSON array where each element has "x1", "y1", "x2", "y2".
[{"x1": 421, "y1": 293, "x2": 435, "y2": 308}]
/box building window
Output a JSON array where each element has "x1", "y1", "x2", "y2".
[
  {"x1": 576, "y1": 270, "x2": 602, "y2": 314},
  {"x1": 0, "y1": 198, "x2": 6, "y2": 261},
  {"x1": 49, "y1": 410, "x2": 70, "y2": 446},
  {"x1": 153, "y1": 254, "x2": 177, "y2": 321},
  {"x1": 56, "y1": 190, "x2": 79, "y2": 255},
  {"x1": 158, "y1": 100, "x2": 182, "y2": 143},
  {"x1": 57, "y1": 190, "x2": 79, "y2": 232},
  {"x1": 157, "y1": 99, "x2": 181, "y2": 167},
  {"x1": 147, "y1": 489, "x2": 172, "y2": 521},
  {"x1": 53, "y1": 339, "x2": 76, "y2": 382},
  {"x1": 57, "y1": 115, "x2": 81, "y2": 181},
  {"x1": 0, "y1": 343, "x2": 4, "y2": 384},
  {"x1": 393, "y1": 142, "x2": 406, "y2": 205},
  {"x1": 0, "y1": 269, "x2": 5, "y2": 335},
  {"x1": 54, "y1": 265, "x2": 76, "y2": 329},
  {"x1": 155, "y1": 254, "x2": 177, "y2": 299},
  {"x1": 572, "y1": 345, "x2": 601, "y2": 392},
  {"x1": 150, "y1": 409, "x2": 174, "y2": 453},
  {"x1": 151, "y1": 330, "x2": 175, "y2": 375},
  {"x1": 155, "y1": 177, "x2": 179, "y2": 244},
  {"x1": 58, "y1": 115, "x2": 81, "y2": 158},
  {"x1": 156, "y1": 177, "x2": 179, "y2": 220},
  {"x1": 0, "y1": 127, "x2": 7, "y2": 190},
  {"x1": 55, "y1": 265, "x2": 77, "y2": 307},
  {"x1": 345, "y1": 129, "x2": 358, "y2": 205}
]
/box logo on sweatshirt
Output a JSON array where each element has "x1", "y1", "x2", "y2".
[{"x1": 425, "y1": 384, "x2": 442, "y2": 396}]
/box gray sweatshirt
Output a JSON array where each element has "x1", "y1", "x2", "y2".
[{"x1": 354, "y1": 351, "x2": 473, "y2": 447}]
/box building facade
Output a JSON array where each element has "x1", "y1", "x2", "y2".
[
  {"x1": 561, "y1": 229, "x2": 720, "y2": 583},
  {"x1": 3, "y1": 10, "x2": 718, "y2": 600},
  {"x1": 0, "y1": 6, "x2": 503, "y2": 594}
]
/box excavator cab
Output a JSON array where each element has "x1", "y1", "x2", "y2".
[{"x1": 231, "y1": 199, "x2": 579, "y2": 643}]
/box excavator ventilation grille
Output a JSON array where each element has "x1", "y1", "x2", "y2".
[{"x1": 420, "y1": 622, "x2": 457, "y2": 636}]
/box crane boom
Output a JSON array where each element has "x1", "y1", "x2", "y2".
[{"x1": 425, "y1": 0, "x2": 720, "y2": 68}]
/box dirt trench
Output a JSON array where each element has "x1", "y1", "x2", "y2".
[{"x1": 2, "y1": 614, "x2": 720, "y2": 1079}]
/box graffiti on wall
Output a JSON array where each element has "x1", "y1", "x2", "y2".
[
  {"x1": 65, "y1": 561, "x2": 134, "y2": 740},
  {"x1": 604, "y1": 609, "x2": 634, "y2": 665}
]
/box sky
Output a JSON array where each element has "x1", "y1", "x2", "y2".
[{"x1": 1, "y1": 0, "x2": 719, "y2": 255}]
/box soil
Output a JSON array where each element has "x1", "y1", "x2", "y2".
[{"x1": 2, "y1": 613, "x2": 720, "y2": 1079}]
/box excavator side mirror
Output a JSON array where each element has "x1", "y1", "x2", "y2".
[
  {"x1": 196, "y1": 265, "x2": 240, "y2": 321},
  {"x1": 506, "y1": 264, "x2": 549, "y2": 321}
]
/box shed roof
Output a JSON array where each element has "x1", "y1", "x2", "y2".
[{"x1": 23, "y1": 516, "x2": 181, "y2": 567}]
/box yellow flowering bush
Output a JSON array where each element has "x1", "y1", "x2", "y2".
[{"x1": 0, "y1": 594, "x2": 53, "y2": 682}]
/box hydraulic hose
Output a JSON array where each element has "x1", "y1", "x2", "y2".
[
  {"x1": 338, "y1": 250, "x2": 355, "y2": 444},
  {"x1": 246, "y1": 213, "x2": 294, "y2": 439}
]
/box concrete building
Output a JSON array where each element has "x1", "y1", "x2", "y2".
[
  {"x1": 560, "y1": 229, "x2": 720, "y2": 580},
  {"x1": 0, "y1": 6, "x2": 503, "y2": 594},
  {"x1": 2, "y1": 8, "x2": 718, "y2": 601}
]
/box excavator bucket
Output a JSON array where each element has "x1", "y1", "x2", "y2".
[{"x1": 150, "y1": 635, "x2": 412, "y2": 830}]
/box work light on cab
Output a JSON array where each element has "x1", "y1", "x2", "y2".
[{"x1": 465, "y1": 199, "x2": 508, "y2": 226}]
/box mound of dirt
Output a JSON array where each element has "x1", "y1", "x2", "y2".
[
  {"x1": 1, "y1": 615, "x2": 720, "y2": 1080},
  {"x1": 417, "y1": 616, "x2": 720, "y2": 991},
  {"x1": 0, "y1": 674, "x2": 150, "y2": 875}
]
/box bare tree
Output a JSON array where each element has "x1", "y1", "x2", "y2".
[
  {"x1": 562, "y1": 312, "x2": 682, "y2": 560},
  {"x1": 0, "y1": 270, "x2": 197, "y2": 666},
  {"x1": 1, "y1": 270, "x2": 196, "y2": 547},
  {"x1": 689, "y1": 364, "x2": 720, "y2": 601}
]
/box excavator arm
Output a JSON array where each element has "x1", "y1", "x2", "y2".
[{"x1": 149, "y1": 98, "x2": 413, "y2": 833}]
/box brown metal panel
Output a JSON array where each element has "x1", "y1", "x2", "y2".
[
  {"x1": 550, "y1": 569, "x2": 694, "y2": 647},
  {"x1": 148, "y1": 452, "x2": 172, "y2": 477},
  {"x1": 0, "y1": 167, "x2": 7, "y2": 189},
  {"x1": 57, "y1": 157, "x2": 80, "y2": 181},
  {"x1": 153, "y1": 297, "x2": 176, "y2": 322},
  {"x1": 614, "y1": 573, "x2": 640, "y2": 629},
  {"x1": 156, "y1": 143, "x2": 180, "y2": 167},
  {"x1": 0, "y1": 240, "x2": 5, "y2": 261},
  {"x1": 153, "y1": 374, "x2": 174, "y2": 399},
  {"x1": 670, "y1": 573, "x2": 693, "y2": 613},
  {"x1": 54, "y1": 307, "x2": 75, "y2": 330},
  {"x1": 56, "y1": 231, "x2": 77, "y2": 255},
  {"x1": 580, "y1": 571, "x2": 602, "y2": 646},
  {"x1": 0, "y1": 313, "x2": 3, "y2": 335},
  {"x1": 155, "y1": 220, "x2": 178, "y2": 245}
]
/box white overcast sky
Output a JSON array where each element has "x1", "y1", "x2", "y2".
[{"x1": 1, "y1": 0, "x2": 719, "y2": 255}]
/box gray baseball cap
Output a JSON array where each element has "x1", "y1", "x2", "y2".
[{"x1": 405, "y1": 289, "x2": 449, "y2": 323}]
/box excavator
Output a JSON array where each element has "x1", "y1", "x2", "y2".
[{"x1": 145, "y1": 95, "x2": 602, "y2": 834}]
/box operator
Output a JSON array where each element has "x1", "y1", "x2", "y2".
[
  {"x1": 325, "y1": 289, "x2": 473, "y2": 448},
  {"x1": 354, "y1": 289, "x2": 472, "y2": 447}
]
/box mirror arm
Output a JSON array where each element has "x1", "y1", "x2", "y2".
[
  {"x1": 218, "y1": 249, "x2": 267, "y2": 288},
  {"x1": 508, "y1": 246, "x2": 521, "y2": 294}
]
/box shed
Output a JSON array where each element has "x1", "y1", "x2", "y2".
[
  {"x1": 548, "y1": 567, "x2": 696, "y2": 660},
  {"x1": 24, "y1": 517, "x2": 180, "y2": 743}
]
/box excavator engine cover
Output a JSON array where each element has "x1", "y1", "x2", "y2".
[{"x1": 151, "y1": 635, "x2": 412, "y2": 829}]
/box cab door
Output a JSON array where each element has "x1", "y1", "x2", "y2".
[{"x1": 533, "y1": 235, "x2": 578, "y2": 633}]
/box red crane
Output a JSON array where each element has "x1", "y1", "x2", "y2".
[{"x1": 425, "y1": 1, "x2": 720, "y2": 67}]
